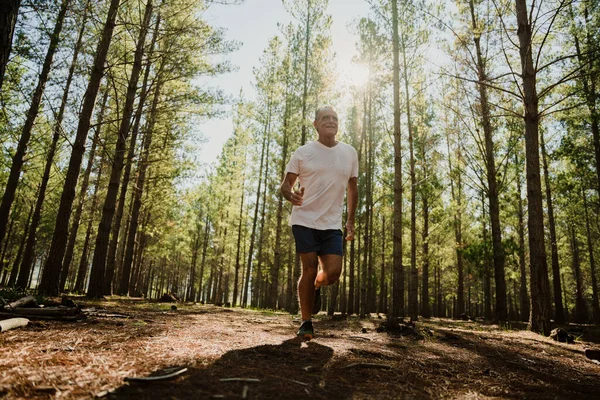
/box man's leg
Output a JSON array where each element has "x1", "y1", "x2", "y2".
[
  {"x1": 298, "y1": 252, "x2": 319, "y2": 321},
  {"x1": 315, "y1": 254, "x2": 342, "y2": 288}
]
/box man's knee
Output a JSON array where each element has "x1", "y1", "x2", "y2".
[{"x1": 321, "y1": 270, "x2": 341, "y2": 285}]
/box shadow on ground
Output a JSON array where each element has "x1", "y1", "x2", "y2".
[{"x1": 109, "y1": 338, "x2": 339, "y2": 399}]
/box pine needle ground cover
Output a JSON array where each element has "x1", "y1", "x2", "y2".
[{"x1": 1, "y1": 299, "x2": 598, "y2": 399}]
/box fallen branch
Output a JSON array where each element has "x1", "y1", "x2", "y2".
[
  {"x1": 82, "y1": 308, "x2": 131, "y2": 319},
  {"x1": 125, "y1": 367, "x2": 187, "y2": 382},
  {"x1": 343, "y1": 363, "x2": 392, "y2": 370},
  {"x1": 0, "y1": 312, "x2": 80, "y2": 321},
  {"x1": 4, "y1": 296, "x2": 37, "y2": 309},
  {"x1": 1, "y1": 307, "x2": 82, "y2": 317},
  {"x1": 220, "y1": 378, "x2": 260, "y2": 383},
  {"x1": 348, "y1": 336, "x2": 371, "y2": 341},
  {"x1": 290, "y1": 379, "x2": 309, "y2": 386},
  {"x1": 0, "y1": 318, "x2": 29, "y2": 332}
]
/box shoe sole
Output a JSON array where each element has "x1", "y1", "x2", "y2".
[{"x1": 298, "y1": 333, "x2": 314, "y2": 341}]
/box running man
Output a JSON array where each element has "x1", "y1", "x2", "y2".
[{"x1": 280, "y1": 106, "x2": 359, "y2": 340}]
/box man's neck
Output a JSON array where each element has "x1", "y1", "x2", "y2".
[{"x1": 318, "y1": 135, "x2": 337, "y2": 147}]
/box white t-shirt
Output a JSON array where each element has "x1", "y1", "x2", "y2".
[{"x1": 285, "y1": 140, "x2": 359, "y2": 230}]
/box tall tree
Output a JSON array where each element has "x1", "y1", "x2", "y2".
[
  {"x1": 515, "y1": 0, "x2": 552, "y2": 334},
  {"x1": 88, "y1": 0, "x2": 154, "y2": 298},
  {"x1": 16, "y1": 0, "x2": 90, "y2": 289},
  {"x1": 468, "y1": 0, "x2": 507, "y2": 322},
  {"x1": 39, "y1": 0, "x2": 122, "y2": 296},
  {"x1": 0, "y1": 0, "x2": 70, "y2": 247},
  {"x1": 390, "y1": 0, "x2": 404, "y2": 319},
  {"x1": 0, "y1": 0, "x2": 20, "y2": 90},
  {"x1": 540, "y1": 129, "x2": 565, "y2": 324}
]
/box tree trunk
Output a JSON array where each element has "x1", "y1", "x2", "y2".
[
  {"x1": 88, "y1": 0, "x2": 153, "y2": 298},
  {"x1": 515, "y1": 153, "x2": 530, "y2": 322},
  {"x1": 0, "y1": 0, "x2": 69, "y2": 247},
  {"x1": 401, "y1": 36, "x2": 418, "y2": 321},
  {"x1": 469, "y1": 0, "x2": 506, "y2": 323},
  {"x1": 18, "y1": 0, "x2": 88, "y2": 290},
  {"x1": 8, "y1": 200, "x2": 34, "y2": 287},
  {"x1": 515, "y1": 0, "x2": 551, "y2": 335},
  {"x1": 187, "y1": 226, "x2": 201, "y2": 302},
  {"x1": 118, "y1": 61, "x2": 161, "y2": 296},
  {"x1": 582, "y1": 188, "x2": 600, "y2": 324},
  {"x1": 446, "y1": 121, "x2": 465, "y2": 317},
  {"x1": 421, "y1": 190, "x2": 430, "y2": 318},
  {"x1": 253, "y1": 102, "x2": 273, "y2": 308},
  {"x1": 481, "y1": 191, "x2": 491, "y2": 319},
  {"x1": 378, "y1": 215, "x2": 386, "y2": 314},
  {"x1": 60, "y1": 90, "x2": 107, "y2": 292},
  {"x1": 270, "y1": 85, "x2": 291, "y2": 309},
  {"x1": 0, "y1": 0, "x2": 21, "y2": 90},
  {"x1": 242, "y1": 112, "x2": 269, "y2": 307},
  {"x1": 74, "y1": 152, "x2": 105, "y2": 293},
  {"x1": 540, "y1": 129, "x2": 565, "y2": 324},
  {"x1": 391, "y1": 0, "x2": 404, "y2": 319},
  {"x1": 299, "y1": 0, "x2": 311, "y2": 146},
  {"x1": 105, "y1": 12, "x2": 160, "y2": 295},
  {"x1": 572, "y1": 2, "x2": 600, "y2": 209},
  {"x1": 569, "y1": 223, "x2": 588, "y2": 323},
  {"x1": 39, "y1": 0, "x2": 121, "y2": 296},
  {"x1": 198, "y1": 215, "x2": 210, "y2": 302}
]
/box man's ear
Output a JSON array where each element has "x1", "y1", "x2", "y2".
[{"x1": 313, "y1": 120, "x2": 318, "y2": 130}]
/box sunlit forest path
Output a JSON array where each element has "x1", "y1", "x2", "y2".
[
  {"x1": 3, "y1": 0, "x2": 600, "y2": 397},
  {"x1": 1, "y1": 300, "x2": 599, "y2": 399}
]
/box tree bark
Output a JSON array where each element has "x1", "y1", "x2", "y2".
[
  {"x1": 391, "y1": 0, "x2": 404, "y2": 319},
  {"x1": 270, "y1": 79, "x2": 291, "y2": 309},
  {"x1": 0, "y1": 0, "x2": 20, "y2": 90},
  {"x1": 118, "y1": 62, "x2": 161, "y2": 296},
  {"x1": 242, "y1": 110, "x2": 269, "y2": 307},
  {"x1": 515, "y1": 0, "x2": 551, "y2": 335},
  {"x1": 469, "y1": 0, "x2": 506, "y2": 323},
  {"x1": 88, "y1": 0, "x2": 153, "y2": 298},
  {"x1": 401, "y1": 34, "x2": 418, "y2": 321},
  {"x1": 105, "y1": 12, "x2": 160, "y2": 295},
  {"x1": 582, "y1": 188, "x2": 600, "y2": 324},
  {"x1": 515, "y1": 153, "x2": 530, "y2": 322},
  {"x1": 8, "y1": 200, "x2": 34, "y2": 287},
  {"x1": 39, "y1": 0, "x2": 122, "y2": 296},
  {"x1": 540, "y1": 129, "x2": 565, "y2": 324},
  {"x1": 299, "y1": 0, "x2": 311, "y2": 145},
  {"x1": 569, "y1": 223, "x2": 588, "y2": 323},
  {"x1": 60, "y1": 90, "x2": 108, "y2": 292},
  {"x1": 0, "y1": 0, "x2": 70, "y2": 247},
  {"x1": 74, "y1": 151, "x2": 105, "y2": 293},
  {"x1": 18, "y1": 0, "x2": 89, "y2": 290}
]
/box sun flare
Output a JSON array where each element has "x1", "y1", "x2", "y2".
[{"x1": 340, "y1": 62, "x2": 370, "y2": 87}]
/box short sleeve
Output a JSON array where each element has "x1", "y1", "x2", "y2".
[
  {"x1": 350, "y1": 147, "x2": 358, "y2": 178},
  {"x1": 285, "y1": 148, "x2": 301, "y2": 175}
]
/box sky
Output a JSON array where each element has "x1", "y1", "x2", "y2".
[{"x1": 194, "y1": 0, "x2": 372, "y2": 170}]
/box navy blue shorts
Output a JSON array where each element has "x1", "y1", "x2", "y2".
[{"x1": 292, "y1": 225, "x2": 343, "y2": 256}]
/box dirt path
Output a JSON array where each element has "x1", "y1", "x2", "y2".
[{"x1": 1, "y1": 301, "x2": 599, "y2": 399}]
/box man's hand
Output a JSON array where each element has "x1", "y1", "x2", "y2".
[
  {"x1": 345, "y1": 219, "x2": 355, "y2": 241},
  {"x1": 289, "y1": 186, "x2": 304, "y2": 206}
]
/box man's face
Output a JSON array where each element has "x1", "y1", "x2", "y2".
[{"x1": 313, "y1": 108, "x2": 338, "y2": 137}]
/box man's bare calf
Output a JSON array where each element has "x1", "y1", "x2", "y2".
[{"x1": 298, "y1": 253, "x2": 342, "y2": 321}]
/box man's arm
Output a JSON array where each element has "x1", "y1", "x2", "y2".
[
  {"x1": 280, "y1": 172, "x2": 303, "y2": 206},
  {"x1": 346, "y1": 177, "x2": 358, "y2": 240}
]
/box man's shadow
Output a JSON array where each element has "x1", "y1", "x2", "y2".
[{"x1": 109, "y1": 338, "x2": 340, "y2": 399}]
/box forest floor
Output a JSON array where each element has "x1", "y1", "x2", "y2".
[{"x1": 1, "y1": 298, "x2": 599, "y2": 400}]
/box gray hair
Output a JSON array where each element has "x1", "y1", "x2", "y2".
[{"x1": 314, "y1": 106, "x2": 336, "y2": 121}]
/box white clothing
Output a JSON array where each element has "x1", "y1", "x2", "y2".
[{"x1": 285, "y1": 140, "x2": 359, "y2": 230}]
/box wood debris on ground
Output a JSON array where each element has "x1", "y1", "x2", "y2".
[{"x1": 0, "y1": 298, "x2": 599, "y2": 399}]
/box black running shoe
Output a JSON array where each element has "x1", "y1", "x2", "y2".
[
  {"x1": 312, "y1": 287, "x2": 321, "y2": 315},
  {"x1": 297, "y1": 320, "x2": 314, "y2": 340}
]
